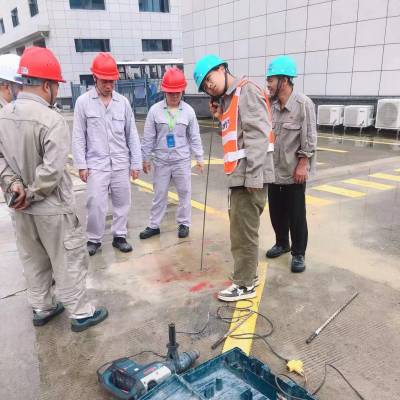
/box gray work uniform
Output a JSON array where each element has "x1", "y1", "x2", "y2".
[
  {"x1": 221, "y1": 78, "x2": 275, "y2": 287},
  {"x1": 268, "y1": 91, "x2": 317, "y2": 256},
  {"x1": 0, "y1": 92, "x2": 95, "y2": 318},
  {"x1": 72, "y1": 88, "x2": 142, "y2": 243},
  {"x1": 141, "y1": 100, "x2": 203, "y2": 229}
]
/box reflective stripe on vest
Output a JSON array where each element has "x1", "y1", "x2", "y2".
[{"x1": 218, "y1": 79, "x2": 274, "y2": 175}]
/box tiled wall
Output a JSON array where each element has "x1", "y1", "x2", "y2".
[{"x1": 182, "y1": 0, "x2": 400, "y2": 97}]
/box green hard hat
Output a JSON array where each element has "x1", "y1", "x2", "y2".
[
  {"x1": 266, "y1": 55, "x2": 297, "y2": 77},
  {"x1": 193, "y1": 54, "x2": 227, "y2": 92}
]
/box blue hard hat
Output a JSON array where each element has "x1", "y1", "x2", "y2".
[
  {"x1": 193, "y1": 54, "x2": 227, "y2": 92},
  {"x1": 266, "y1": 55, "x2": 297, "y2": 77}
]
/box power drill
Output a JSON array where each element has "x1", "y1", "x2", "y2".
[{"x1": 98, "y1": 323, "x2": 199, "y2": 400}]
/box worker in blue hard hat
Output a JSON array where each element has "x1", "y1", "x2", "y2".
[
  {"x1": 194, "y1": 55, "x2": 275, "y2": 302},
  {"x1": 265, "y1": 55, "x2": 317, "y2": 273}
]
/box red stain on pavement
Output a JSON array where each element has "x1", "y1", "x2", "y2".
[{"x1": 189, "y1": 281, "x2": 210, "y2": 292}]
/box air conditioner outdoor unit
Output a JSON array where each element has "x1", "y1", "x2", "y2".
[
  {"x1": 343, "y1": 105, "x2": 374, "y2": 128},
  {"x1": 375, "y1": 99, "x2": 400, "y2": 130},
  {"x1": 317, "y1": 105, "x2": 344, "y2": 126}
]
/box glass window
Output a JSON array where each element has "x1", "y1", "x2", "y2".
[
  {"x1": 33, "y1": 38, "x2": 46, "y2": 47},
  {"x1": 80, "y1": 74, "x2": 95, "y2": 86},
  {"x1": 0, "y1": 19, "x2": 5, "y2": 34},
  {"x1": 70, "y1": 0, "x2": 105, "y2": 10},
  {"x1": 11, "y1": 8, "x2": 19, "y2": 27},
  {"x1": 28, "y1": 0, "x2": 39, "y2": 17},
  {"x1": 139, "y1": 0, "x2": 169, "y2": 12},
  {"x1": 142, "y1": 39, "x2": 172, "y2": 52},
  {"x1": 75, "y1": 38, "x2": 110, "y2": 52}
]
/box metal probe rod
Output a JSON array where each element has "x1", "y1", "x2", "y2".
[
  {"x1": 211, "y1": 311, "x2": 254, "y2": 350},
  {"x1": 306, "y1": 292, "x2": 359, "y2": 344}
]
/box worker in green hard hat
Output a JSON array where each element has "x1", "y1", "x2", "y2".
[
  {"x1": 193, "y1": 55, "x2": 275, "y2": 302},
  {"x1": 265, "y1": 55, "x2": 317, "y2": 273}
]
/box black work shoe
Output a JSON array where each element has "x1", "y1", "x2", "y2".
[
  {"x1": 291, "y1": 255, "x2": 306, "y2": 273},
  {"x1": 266, "y1": 244, "x2": 290, "y2": 258},
  {"x1": 218, "y1": 284, "x2": 256, "y2": 302},
  {"x1": 87, "y1": 241, "x2": 101, "y2": 256},
  {"x1": 112, "y1": 237, "x2": 133, "y2": 253},
  {"x1": 139, "y1": 226, "x2": 160, "y2": 239},
  {"x1": 178, "y1": 224, "x2": 189, "y2": 238},
  {"x1": 33, "y1": 302, "x2": 65, "y2": 327},
  {"x1": 71, "y1": 307, "x2": 108, "y2": 332}
]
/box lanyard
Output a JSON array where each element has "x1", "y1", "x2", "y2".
[{"x1": 165, "y1": 108, "x2": 180, "y2": 132}]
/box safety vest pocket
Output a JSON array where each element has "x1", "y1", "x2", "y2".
[{"x1": 112, "y1": 113, "x2": 125, "y2": 134}]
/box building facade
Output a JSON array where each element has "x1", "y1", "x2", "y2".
[
  {"x1": 182, "y1": 0, "x2": 400, "y2": 99},
  {"x1": 0, "y1": 0, "x2": 182, "y2": 100}
]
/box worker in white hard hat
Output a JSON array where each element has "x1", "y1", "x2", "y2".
[{"x1": 0, "y1": 54, "x2": 22, "y2": 108}]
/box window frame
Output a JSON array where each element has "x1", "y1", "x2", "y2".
[
  {"x1": 11, "y1": 8, "x2": 19, "y2": 27},
  {"x1": 69, "y1": 0, "x2": 106, "y2": 10},
  {"x1": 74, "y1": 38, "x2": 110, "y2": 52},
  {"x1": 139, "y1": 0, "x2": 170, "y2": 13},
  {"x1": 28, "y1": 0, "x2": 39, "y2": 17},
  {"x1": 142, "y1": 39, "x2": 172, "y2": 52},
  {"x1": 0, "y1": 19, "x2": 5, "y2": 34}
]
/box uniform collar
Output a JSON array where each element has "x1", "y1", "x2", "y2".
[
  {"x1": 225, "y1": 75, "x2": 247, "y2": 96},
  {"x1": 163, "y1": 99, "x2": 183, "y2": 110},
  {"x1": 17, "y1": 92, "x2": 50, "y2": 107}
]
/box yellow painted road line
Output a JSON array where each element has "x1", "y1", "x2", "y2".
[
  {"x1": 222, "y1": 262, "x2": 268, "y2": 355},
  {"x1": 395, "y1": 168, "x2": 400, "y2": 172},
  {"x1": 343, "y1": 178, "x2": 394, "y2": 191},
  {"x1": 132, "y1": 178, "x2": 229, "y2": 220},
  {"x1": 318, "y1": 134, "x2": 400, "y2": 147},
  {"x1": 369, "y1": 172, "x2": 400, "y2": 182},
  {"x1": 312, "y1": 184, "x2": 366, "y2": 198},
  {"x1": 306, "y1": 195, "x2": 333, "y2": 206},
  {"x1": 317, "y1": 146, "x2": 348, "y2": 153}
]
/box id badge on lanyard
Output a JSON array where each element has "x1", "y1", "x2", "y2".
[{"x1": 165, "y1": 108, "x2": 179, "y2": 149}]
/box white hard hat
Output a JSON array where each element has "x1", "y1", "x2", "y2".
[{"x1": 0, "y1": 54, "x2": 22, "y2": 84}]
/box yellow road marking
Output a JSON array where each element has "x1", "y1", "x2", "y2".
[
  {"x1": 132, "y1": 178, "x2": 229, "y2": 220},
  {"x1": 312, "y1": 184, "x2": 365, "y2": 198},
  {"x1": 222, "y1": 262, "x2": 267, "y2": 355},
  {"x1": 306, "y1": 195, "x2": 333, "y2": 206},
  {"x1": 369, "y1": 172, "x2": 400, "y2": 182},
  {"x1": 317, "y1": 146, "x2": 348, "y2": 153},
  {"x1": 343, "y1": 178, "x2": 394, "y2": 191},
  {"x1": 318, "y1": 134, "x2": 400, "y2": 147},
  {"x1": 395, "y1": 168, "x2": 400, "y2": 172}
]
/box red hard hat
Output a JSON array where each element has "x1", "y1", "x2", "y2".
[
  {"x1": 18, "y1": 47, "x2": 65, "y2": 82},
  {"x1": 161, "y1": 67, "x2": 187, "y2": 93},
  {"x1": 90, "y1": 52, "x2": 119, "y2": 80}
]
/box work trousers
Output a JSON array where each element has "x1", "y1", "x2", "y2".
[
  {"x1": 86, "y1": 168, "x2": 131, "y2": 243},
  {"x1": 14, "y1": 212, "x2": 95, "y2": 318},
  {"x1": 268, "y1": 183, "x2": 308, "y2": 256},
  {"x1": 230, "y1": 186, "x2": 267, "y2": 287},
  {"x1": 149, "y1": 159, "x2": 192, "y2": 229}
]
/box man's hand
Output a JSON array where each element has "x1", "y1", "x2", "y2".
[
  {"x1": 130, "y1": 170, "x2": 140, "y2": 181},
  {"x1": 195, "y1": 161, "x2": 204, "y2": 174},
  {"x1": 293, "y1": 158, "x2": 308, "y2": 184},
  {"x1": 79, "y1": 169, "x2": 89, "y2": 183},
  {"x1": 10, "y1": 182, "x2": 30, "y2": 210},
  {"x1": 142, "y1": 161, "x2": 151, "y2": 174},
  {"x1": 209, "y1": 100, "x2": 222, "y2": 119}
]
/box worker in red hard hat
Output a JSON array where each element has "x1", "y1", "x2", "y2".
[
  {"x1": 139, "y1": 67, "x2": 204, "y2": 240},
  {"x1": 72, "y1": 52, "x2": 142, "y2": 256},
  {"x1": 0, "y1": 47, "x2": 108, "y2": 332}
]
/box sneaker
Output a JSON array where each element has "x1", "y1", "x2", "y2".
[
  {"x1": 217, "y1": 284, "x2": 256, "y2": 302},
  {"x1": 71, "y1": 307, "x2": 109, "y2": 332},
  {"x1": 139, "y1": 227, "x2": 160, "y2": 239},
  {"x1": 33, "y1": 302, "x2": 65, "y2": 327},
  {"x1": 291, "y1": 255, "x2": 306, "y2": 273},
  {"x1": 112, "y1": 237, "x2": 132, "y2": 253},
  {"x1": 87, "y1": 241, "x2": 101, "y2": 256},
  {"x1": 178, "y1": 224, "x2": 189, "y2": 238},
  {"x1": 266, "y1": 244, "x2": 290, "y2": 258}
]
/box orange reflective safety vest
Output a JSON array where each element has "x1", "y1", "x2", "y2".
[{"x1": 218, "y1": 79, "x2": 275, "y2": 175}]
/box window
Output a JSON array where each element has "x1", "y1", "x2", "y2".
[
  {"x1": 11, "y1": 8, "x2": 19, "y2": 27},
  {"x1": 139, "y1": 0, "x2": 169, "y2": 12},
  {"x1": 29, "y1": 0, "x2": 39, "y2": 17},
  {"x1": 142, "y1": 39, "x2": 172, "y2": 52},
  {"x1": 33, "y1": 38, "x2": 46, "y2": 47},
  {"x1": 75, "y1": 38, "x2": 110, "y2": 52},
  {"x1": 0, "y1": 19, "x2": 5, "y2": 34},
  {"x1": 80, "y1": 74, "x2": 95, "y2": 86},
  {"x1": 16, "y1": 46, "x2": 25, "y2": 56},
  {"x1": 70, "y1": 0, "x2": 105, "y2": 10}
]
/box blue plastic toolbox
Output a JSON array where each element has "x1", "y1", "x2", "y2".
[{"x1": 141, "y1": 348, "x2": 317, "y2": 400}]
